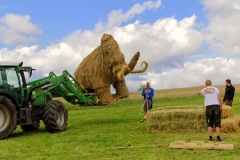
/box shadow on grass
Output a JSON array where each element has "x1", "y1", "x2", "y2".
[{"x1": 10, "y1": 128, "x2": 47, "y2": 139}]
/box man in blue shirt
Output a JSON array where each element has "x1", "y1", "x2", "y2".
[{"x1": 141, "y1": 82, "x2": 154, "y2": 121}]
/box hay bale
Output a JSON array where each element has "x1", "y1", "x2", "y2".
[
  {"x1": 232, "y1": 115, "x2": 240, "y2": 127},
  {"x1": 221, "y1": 118, "x2": 240, "y2": 133},
  {"x1": 74, "y1": 33, "x2": 148, "y2": 104},
  {"x1": 147, "y1": 107, "x2": 206, "y2": 133},
  {"x1": 147, "y1": 105, "x2": 239, "y2": 133},
  {"x1": 221, "y1": 105, "x2": 233, "y2": 119}
]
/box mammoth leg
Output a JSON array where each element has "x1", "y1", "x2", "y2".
[
  {"x1": 113, "y1": 79, "x2": 129, "y2": 99},
  {"x1": 95, "y1": 87, "x2": 113, "y2": 105}
]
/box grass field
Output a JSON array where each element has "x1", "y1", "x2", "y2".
[{"x1": 1, "y1": 84, "x2": 240, "y2": 160}]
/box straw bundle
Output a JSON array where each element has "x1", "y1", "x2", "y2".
[
  {"x1": 147, "y1": 107, "x2": 206, "y2": 133},
  {"x1": 74, "y1": 33, "x2": 148, "y2": 104},
  {"x1": 221, "y1": 105, "x2": 233, "y2": 119},
  {"x1": 221, "y1": 118, "x2": 240, "y2": 133},
  {"x1": 232, "y1": 115, "x2": 240, "y2": 127},
  {"x1": 147, "y1": 105, "x2": 238, "y2": 133}
]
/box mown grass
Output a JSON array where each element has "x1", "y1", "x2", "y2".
[{"x1": 1, "y1": 85, "x2": 240, "y2": 160}]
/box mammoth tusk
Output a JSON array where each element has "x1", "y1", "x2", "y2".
[
  {"x1": 117, "y1": 65, "x2": 130, "y2": 80},
  {"x1": 130, "y1": 61, "x2": 148, "y2": 74}
]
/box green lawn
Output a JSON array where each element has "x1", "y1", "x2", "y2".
[{"x1": 1, "y1": 86, "x2": 240, "y2": 160}]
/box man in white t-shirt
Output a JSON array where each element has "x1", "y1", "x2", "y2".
[{"x1": 196, "y1": 79, "x2": 223, "y2": 141}]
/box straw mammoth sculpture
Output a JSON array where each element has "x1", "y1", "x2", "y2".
[{"x1": 74, "y1": 33, "x2": 148, "y2": 105}]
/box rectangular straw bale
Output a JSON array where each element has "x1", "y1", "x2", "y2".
[
  {"x1": 147, "y1": 121, "x2": 206, "y2": 133},
  {"x1": 221, "y1": 105, "x2": 233, "y2": 119},
  {"x1": 221, "y1": 118, "x2": 240, "y2": 133},
  {"x1": 147, "y1": 107, "x2": 205, "y2": 122},
  {"x1": 232, "y1": 115, "x2": 240, "y2": 127},
  {"x1": 147, "y1": 106, "x2": 239, "y2": 133},
  {"x1": 147, "y1": 107, "x2": 206, "y2": 133}
]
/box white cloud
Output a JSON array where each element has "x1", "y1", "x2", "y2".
[
  {"x1": 127, "y1": 57, "x2": 240, "y2": 91},
  {"x1": 1, "y1": 0, "x2": 239, "y2": 93},
  {"x1": 0, "y1": 1, "x2": 203, "y2": 77},
  {"x1": 202, "y1": 0, "x2": 240, "y2": 55},
  {"x1": 107, "y1": 0, "x2": 161, "y2": 29},
  {"x1": 0, "y1": 14, "x2": 43, "y2": 45},
  {"x1": 0, "y1": 43, "x2": 82, "y2": 75},
  {"x1": 111, "y1": 15, "x2": 204, "y2": 71}
]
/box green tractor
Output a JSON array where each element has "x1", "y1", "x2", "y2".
[{"x1": 0, "y1": 61, "x2": 99, "y2": 139}]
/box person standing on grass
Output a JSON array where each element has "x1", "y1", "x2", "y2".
[
  {"x1": 196, "y1": 79, "x2": 223, "y2": 141},
  {"x1": 141, "y1": 82, "x2": 154, "y2": 122},
  {"x1": 223, "y1": 79, "x2": 235, "y2": 107}
]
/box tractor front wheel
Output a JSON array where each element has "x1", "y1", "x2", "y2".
[
  {"x1": 0, "y1": 96, "x2": 17, "y2": 139},
  {"x1": 42, "y1": 100, "x2": 68, "y2": 133}
]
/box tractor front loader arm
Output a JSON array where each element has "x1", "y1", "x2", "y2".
[{"x1": 27, "y1": 70, "x2": 99, "y2": 106}]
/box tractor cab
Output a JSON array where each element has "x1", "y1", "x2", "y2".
[
  {"x1": 0, "y1": 63, "x2": 20, "y2": 88},
  {"x1": 0, "y1": 62, "x2": 24, "y2": 107},
  {"x1": 0, "y1": 61, "x2": 34, "y2": 108}
]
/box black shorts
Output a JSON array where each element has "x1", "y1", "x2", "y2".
[
  {"x1": 143, "y1": 99, "x2": 152, "y2": 111},
  {"x1": 206, "y1": 105, "x2": 221, "y2": 128}
]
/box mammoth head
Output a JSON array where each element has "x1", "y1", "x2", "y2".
[
  {"x1": 100, "y1": 34, "x2": 120, "y2": 53},
  {"x1": 100, "y1": 33, "x2": 125, "y2": 64},
  {"x1": 100, "y1": 34, "x2": 148, "y2": 80},
  {"x1": 101, "y1": 33, "x2": 115, "y2": 43}
]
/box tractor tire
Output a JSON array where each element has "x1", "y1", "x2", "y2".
[
  {"x1": 42, "y1": 100, "x2": 68, "y2": 133},
  {"x1": 0, "y1": 96, "x2": 17, "y2": 139},
  {"x1": 20, "y1": 120, "x2": 40, "y2": 131}
]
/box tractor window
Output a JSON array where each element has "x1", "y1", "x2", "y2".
[{"x1": 0, "y1": 67, "x2": 20, "y2": 88}]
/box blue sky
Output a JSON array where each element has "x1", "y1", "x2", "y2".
[
  {"x1": 0, "y1": 0, "x2": 240, "y2": 91},
  {"x1": 0, "y1": 0, "x2": 205, "y2": 48}
]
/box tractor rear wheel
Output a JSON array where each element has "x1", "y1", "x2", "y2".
[
  {"x1": 42, "y1": 100, "x2": 68, "y2": 133},
  {"x1": 0, "y1": 96, "x2": 17, "y2": 139},
  {"x1": 20, "y1": 120, "x2": 40, "y2": 131}
]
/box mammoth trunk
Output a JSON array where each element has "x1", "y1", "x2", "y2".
[
  {"x1": 124, "y1": 52, "x2": 148, "y2": 75},
  {"x1": 124, "y1": 52, "x2": 140, "y2": 75},
  {"x1": 130, "y1": 61, "x2": 148, "y2": 74}
]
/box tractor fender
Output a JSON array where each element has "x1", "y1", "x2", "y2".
[
  {"x1": 45, "y1": 92, "x2": 53, "y2": 102},
  {"x1": 0, "y1": 90, "x2": 19, "y2": 110}
]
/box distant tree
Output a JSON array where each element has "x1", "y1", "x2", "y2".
[{"x1": 137, "y1": 84, "x2": 146, "y2": 92}]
